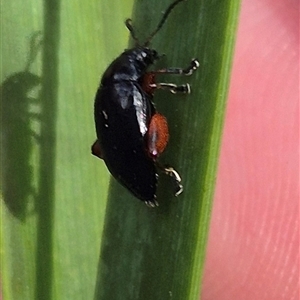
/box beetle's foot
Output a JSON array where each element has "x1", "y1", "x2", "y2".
[
  {"x1": 182, "y1": 58, "x2": 200, "y2": 75},
  {"x1": 145, "y1": 198, "x2": 159, "y2": 208},
  {"x1": 163, "y1": 166, "x2": 183, "y2": 196},
  {"x1": 170, "y1": 83, "x2": 190, "y2": 94}
]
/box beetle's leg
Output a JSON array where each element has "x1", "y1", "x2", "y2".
[
  {"x1": 142, "y1": 72, "x2": 191, "y2": 94},
  {"x1": 150, "y1": 82, "x2": 191, "y2": 94},
  {"x1": 30, "y1": 129, "x2": 41, "y2": 142},
  {"x1": 28, "y1": 111, "x2": 41, "y2": 120},
  {"x1": 157, "y1": 164, "x2": 183, "y2": 197},
  {"x1": 91, "y1": 140, "x2": 103, "y2": 159},
  {"x1": 143, "y1": 59, "x2": 199, "y2": 94},
  {"x1": 153, "y1": 58, "x2": 199, "y2": 76},
  {"x1": 164, "y1": 166, "x2": 183, "y2": 196}
]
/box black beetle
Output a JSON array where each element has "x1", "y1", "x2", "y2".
[{"x1": 92, "y1": 0, "x2": 199, "y2": 207}]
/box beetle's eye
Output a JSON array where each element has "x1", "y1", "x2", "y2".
[
  {"x1": 150, "y1": 50, "x2": 159, "y2": 61},
  {"x1": 142, "y1": 49, "x2": 158, "y2": 64}
]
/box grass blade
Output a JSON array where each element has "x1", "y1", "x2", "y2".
[{"x1": 95, "y1": 0, "x2": 241, "y2": 299}]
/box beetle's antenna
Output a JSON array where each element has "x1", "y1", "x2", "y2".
[
  {"x1": 144, "y1": 0, "x2": 186, "y2": 46},
  {"x1": 125, "y1": 19, "x2": 140, "y2": 45},
  {"x1": 25, "y1": 31, "x2": 43, "y2": 72}
]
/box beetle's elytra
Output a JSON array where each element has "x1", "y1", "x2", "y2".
[{"x1": 92, "y1": 0, "x2": 199, "y2": 207}]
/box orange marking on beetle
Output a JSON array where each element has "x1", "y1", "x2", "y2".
[
  {"x1": 141, "y1": 72, "x2": 156, "y2": 95},
  {"x1": 147, "y1": 113, "x2": 169, "y2": 159}
]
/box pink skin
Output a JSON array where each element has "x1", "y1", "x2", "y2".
[{"x1": 201, "y1": 0, "x2": 299, "y2": 299}]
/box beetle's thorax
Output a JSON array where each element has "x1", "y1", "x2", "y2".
[{"x1": 101, "y1": 47, "x2": 158, "y2": 84}]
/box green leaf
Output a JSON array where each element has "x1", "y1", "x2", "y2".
[
  {"x1": 1, "y1": 0, "x2": 133, "y2": 299},
  {"x1": 95, "y1": 0, "x2": 241, "y2": 300},
  {"x1": 1, "y1": 0, "x2": 240, "y2": 299}
]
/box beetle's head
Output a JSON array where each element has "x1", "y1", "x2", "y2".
[{"x1": 135, "y1": 47, "x2": 159, "y2": 66}]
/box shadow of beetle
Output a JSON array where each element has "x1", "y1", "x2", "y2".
[{"x1": 1, "y1": 32, "x2": 42, "y2": 221}]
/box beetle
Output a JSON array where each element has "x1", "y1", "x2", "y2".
[{"x1": 92, "y1": 0, "x2": 199, "y2": 207}]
